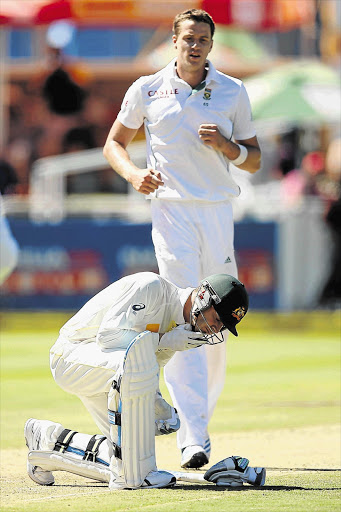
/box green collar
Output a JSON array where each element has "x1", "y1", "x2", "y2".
[{"x1": 192, "y1": 81, "x2": 206, "y2": 94}]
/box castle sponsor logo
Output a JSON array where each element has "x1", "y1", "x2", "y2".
[{"x1": 148, "y1": 88, "x2": 179, "y2": 98}]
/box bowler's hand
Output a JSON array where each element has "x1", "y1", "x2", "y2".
[
  {"x1": 130, "y1": 168, "x2": 164, "y2": 195},
  {"x1": 198, "y1": 124, "x2": 226, "y2": 151}
]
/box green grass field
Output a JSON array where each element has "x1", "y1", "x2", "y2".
[{"x1": 1, "y1": 312, "x2": 340, "y2": 511}]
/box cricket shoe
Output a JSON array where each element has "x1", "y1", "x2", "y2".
[
  {"x1": 24, "y1": 418, "x2": 55, "y2": 486},
  {"x1": 181, "y1": 445, "x2": 209, "y2": 469},
  {"x1": 109, "y1": 470, "x2": 176, "y2": 490},
  {"x1": 141, "y1": 470, "x2": 176, "y2": 489}
]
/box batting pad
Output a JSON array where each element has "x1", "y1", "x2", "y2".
[
  {"x1": 28, "y1": 450, "x2": 110, "y2": 483},
  {"x1": 108, "y1": 331, "x2": 159, "y2": 489}
]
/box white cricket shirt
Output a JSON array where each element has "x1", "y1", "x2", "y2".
[
  {"x1": 117, "y1": 58, "x2": 256, "y2": 202},
  {"x1": 60, "y1": 272, "x2": 192, "y2": 348}
]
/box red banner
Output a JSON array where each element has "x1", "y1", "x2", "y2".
[
  {"x1": 203, "y1": 0, "x2": 315, "y2": 31},
  {"x1": 1, "y1": 0, "x2": 315, "y2": 30}
]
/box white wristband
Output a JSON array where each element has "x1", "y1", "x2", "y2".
[{"x1": 230, "y1": 144, "x2": 248, "y2": 166}]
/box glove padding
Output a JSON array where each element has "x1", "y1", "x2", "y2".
[
  {"x1": 154, "y1": 392, "x2": 180, "y2": 436},
  {"x1": 158, "y1": 324, "x2": 207, "y2": 352},
  {"x1": 204, "y1": 456, "x2": 266, "y2": 487},
  {"x1": 155, "y1": 407, "x2": 180, "y2": 436}
]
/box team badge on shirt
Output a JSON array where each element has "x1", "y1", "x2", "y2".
[{"x1": 203, "y1": 88, "x2": 212, "y2": 100}]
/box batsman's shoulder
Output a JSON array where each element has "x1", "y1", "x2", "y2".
[{"x1": 136, "y1": 271, "x2": 163, "y2": 288}]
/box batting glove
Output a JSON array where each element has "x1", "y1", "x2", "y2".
[
  {"x1": 204, "y1": 456, "x2": 266, "y2": 487},
  {"x1": 154, "y1": 392, "x2": 180, "y2": 436},
  {"x1": 158, "y1": 324, "x2": 207, "y2": 352}
]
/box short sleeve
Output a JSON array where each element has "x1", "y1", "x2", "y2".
[
  {"x1": 117, "y1": 77, "x2": 145, "y2": 130},
  {"x1": 233, "y1": 83, "x2": 256, "y2": 141}
]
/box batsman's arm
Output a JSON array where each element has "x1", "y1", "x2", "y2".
[{"x1": 103, "y1": 120, "x2": 164, "y2": 195}]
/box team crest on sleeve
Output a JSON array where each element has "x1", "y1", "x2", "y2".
[{"x1": 232, "y1": 306, "x2": 246, "y2": 322}]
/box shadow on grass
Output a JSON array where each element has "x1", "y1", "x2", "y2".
[
  {"x1": 174, "y1": 484, "x2": 341, "y2": 492},
  {"x1": 48, "y1": 483, "x2": 341, "y2": 495},
  {"x1": 267, "y1": 467, "x2": 341, "y2": 472},
  {"x1": 51, "y1": 474, "x2": 341, "y2": 493}
]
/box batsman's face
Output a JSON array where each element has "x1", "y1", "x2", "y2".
[
  {"x1": 173, "y1": 20, "x2": 213, "y2": 72},
  {"x1": 193, "y1": 306, "x2": 224, "y2": 335}
]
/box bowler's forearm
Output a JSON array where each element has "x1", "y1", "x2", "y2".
[
  {"x1": 221, "y1": 139, "x2": 261, "y2": 174},
  {"x1": 103, "y1": 140, "x2": 139, "y2": 185}
]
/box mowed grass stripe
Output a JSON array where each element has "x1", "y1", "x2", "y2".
[{"x1": 1, "y1": 313, "x2": 340, "y2": 512}]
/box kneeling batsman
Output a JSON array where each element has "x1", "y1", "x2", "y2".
[{"x1": 24, "y1": 274, "x2": 266, "y2": 489}]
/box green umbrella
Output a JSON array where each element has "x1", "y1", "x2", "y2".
[
  {"x1": 245, "y1": 60, "x2": 341, "y2": 125},
  {"x1": 213, "y1": 25, "x2": 266, "y2": 63}
]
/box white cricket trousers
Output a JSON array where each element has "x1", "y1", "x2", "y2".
[
  {"x1": 50, "y1": 335, "x2": 125, "y2": 449},
  {"x1": 151, "y1": 199, "x2": 238, "y2": 453}
]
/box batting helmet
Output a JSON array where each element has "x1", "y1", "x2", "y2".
[{"x1": 195, "y1": 274, "x2": 249, "y2": 336}]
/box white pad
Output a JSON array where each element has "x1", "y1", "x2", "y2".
[
  {"x1": 28, "y1": 450, "x2": 110, "y2": 483},
  {"x1": 108, "y1": 331, "x2": 159, "y2": 489},
  {"x1": 26, "y1": 423, "x2": 112, "y2": 484}
]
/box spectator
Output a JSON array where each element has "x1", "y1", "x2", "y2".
[
  {"x1": 0, "y1": 192, "x2": 19, "y2": 285},
  {"x1": 0, "y1": 159, "x2": 18, "y2": 195},
  {"x1": 280, "y1": 151, "x2": 325, "y2": 207},
  {"x1": 319, "y1": 138, "x2": 341, "y2": 307}
]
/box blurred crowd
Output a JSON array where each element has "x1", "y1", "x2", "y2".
[
  {"x1": 271, "y1": 135, "x2": 340, "y2": 307},
  {"x1": 2, "y1": 68, "x2": 340, "y2": 203},
  {"x1": 1, "y1": 43, "x2": 340, "y2": 203},
  {"x1": 1, "y1": 49, "x2": 340, "y2": 307},
  {"x1": 1, "y1": 46, "x2": 340, "y2": 306},
  {"x1": 1, "y1": 49, "x2": 128, "y2": 195},
  {"x1": 279, "y1": 139, "x2": 341, "y2": 210}
]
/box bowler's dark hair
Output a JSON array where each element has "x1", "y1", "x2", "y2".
[{"x1": 173, "y1": 9, "x2": 215, "y2": 38}]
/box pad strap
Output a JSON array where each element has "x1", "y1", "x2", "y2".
[
  {"x1": 113, "y1": 443, "x2": 122, "y2": 459},
  {"x1": 108, "y1": 410, "x2": 121, "y2": 426},
  {"x1": 232, "y1": 456, "x2": 249, "y2": 472},
  {"x1": 83, "y1": 435, "x2": 107, "y2": 462},
  {"x1": 112, "y1": 376, "x2": 122, "y2": 392},
  {"x1": 108, "y1": 408, "x2": 122, "y2": 459},
  {"x1": 54, "y1": 429, "x2": 78, "y2": 453}
]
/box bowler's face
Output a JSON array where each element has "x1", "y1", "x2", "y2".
[{"x1": 173, "y1": 20, "x2": 213, "y2": 72}]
